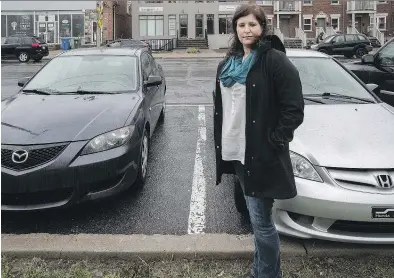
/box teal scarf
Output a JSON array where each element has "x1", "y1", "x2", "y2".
[{"x1": 219, "y1": 50, "x2": 257, "y2": 88}]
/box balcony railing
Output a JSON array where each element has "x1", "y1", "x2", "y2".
[
  {"x1": 347, "y1": 1, "x2": 376, "y2": 12},
  {"x1": 274, "y1": 1, "x2": 301, "y2": 12}
]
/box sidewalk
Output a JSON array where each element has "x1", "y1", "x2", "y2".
[{"x1": 3, "y1": 233, "x2": 394, "y2": 261}]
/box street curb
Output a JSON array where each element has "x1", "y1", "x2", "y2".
[{"x1": 2, "y1": 233, "x2": 394, "y2": 261}]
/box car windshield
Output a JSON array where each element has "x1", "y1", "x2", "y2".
[
  {"x1": 323, "y1": 35, "x2": 335, "y2": 43},
  {"x1": 289, "y1": 57, "x2": 375, "y2": 101},
  {"x1": 24, "y1": 55, "x2": 138, "y2": 93}
]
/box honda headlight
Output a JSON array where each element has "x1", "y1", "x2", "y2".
[
  {"x1": 81, "y1": 126, "x2": 134, "y2": 155},
  {"x1": 290, "y1": 151, "x2": 323, "y2": 182}
]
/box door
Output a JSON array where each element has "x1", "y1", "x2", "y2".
[
  {"x1": 317, "y1": 18, "x2": 326, "y2": 31},
  {"x1": 179, "y1": 14, "x2": 188, "y2": 38},
  {"x1": 37, "y1": 22, "x2": 47, "y2": 43},
  {"x1": 2, "y1": 37, "x2": 20, "y2": 58},
  {"x1": 195, "y1": 14, "x2": 203, "y2": 38},
  {"x1": 355, "y1": 17, "x2": 362, "y2": 33},
  {"x1": 46, "y1": 22, "x2": 56, "y2": 44},
  {"x1": 280, "y1": 18, "x2": 290, "y2": 38},
  {"x1": 146, "y1": 53, "x2": 162, "y2": 129},
  {"x1": 207, "y1": 14, "x2": 214, "y2": 35},
  {"x1": 344, "y1": 34, "x2": 358, "y2": 53},
  {"x1": 141, "y1": 52, "x2": 158, "y2": 133},
  {"x1": 331, "y1": 35, "x2": 346, "y2": 55}
]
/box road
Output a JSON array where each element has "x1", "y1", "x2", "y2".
[{"x1": 1, "y1": 58, "x2": 254, "y2": 235}]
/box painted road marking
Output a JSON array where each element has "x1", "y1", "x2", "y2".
[{"x1": 187, "y1": 105, "x2": 207, "y2": 234}]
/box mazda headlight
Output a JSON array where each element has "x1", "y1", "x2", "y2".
[
  {"x1": 290, "y1": 151, "x2": 323, "y2": 182},
  {"x1": 81, "y1": 126, "x2": 134, "y2": 155}
]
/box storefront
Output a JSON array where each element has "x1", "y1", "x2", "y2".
[{"x1": 1, "y1": 10, "x2": 97, "y2": 45}]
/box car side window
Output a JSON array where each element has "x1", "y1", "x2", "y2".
[
  {"x1": 146, "y1": 54, "x2": 157, "y2": 73},
  {"x1": 357, "y1": 35, "x2": 366, "y2": 41},
  {"x1": 333, "y1": 36, "x2": 344, "y2": 43},
  {"x1": 378, "y1": 41, "x2": 394, "y2": 66},
  {"x1": 22, "y1": 37, "x2": 33, "y2": 44},
  {"x1": 141, "y1": 53, "x2": 152, "y2": 81},
  {"x1": 4, "y1": 37, "x2": 20, "y2": 44},
  {"x1": 345, "y1": 35, "x2": 356, "y2": 42}
]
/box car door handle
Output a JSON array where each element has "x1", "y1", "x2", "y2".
[{"x1": 149, "y1": 107, "x2": 152, "y2": 111}]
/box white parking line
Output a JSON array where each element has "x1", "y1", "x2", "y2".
[{"x1": 187, "y1": 105, "x2": 207, "y2": 234}]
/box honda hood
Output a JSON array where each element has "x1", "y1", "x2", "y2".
[{"x1": 291, "y1": 103, "x2": 394, "y2": 169}]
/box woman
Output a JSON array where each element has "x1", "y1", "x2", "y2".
[{"x1": 213, "y1": 4, "x2": 304, "y2": 278}]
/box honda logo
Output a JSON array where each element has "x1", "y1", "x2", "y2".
[
  {"x1": 376, "y1": 174, "x2": 393, "y2": 189},
  {"x1": 11, "y1": 150, "x2": 29, "y2": 164}
]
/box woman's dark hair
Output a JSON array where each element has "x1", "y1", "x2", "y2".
[{"x1": 227, "y1": 3, "x2": 268, "y2": 57}]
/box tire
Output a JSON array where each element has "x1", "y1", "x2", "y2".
[
  {"x1": 18, "y1": 52, "x2": 30, "y2": 63},
  {"x1": 355, "y1": 48, "x2": 367, "y2": 58},
  {"x1": 135, "y1": 128, "x2": 149, "y2": 188},
  {"x1": 234, "y1": 177, "x2": 248, "y2": 216}
]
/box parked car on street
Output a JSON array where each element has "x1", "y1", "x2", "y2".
[
  {"x1": 106, "y1": 39, "x2": 152, "y2": 53},
  {"x1": 234, "y1": 49, "x2": 394, "y2": 244},
  {"x1": 1, "y1": 47, "x2": 166, "y2": 210},
  {"x1": 1, "y1": 35, "x2": 49, "y2": 62},
  {"x1": 310, "y1": 33, "x2": 373, "y2": 58},
  {"x1": 344, "y1": 37, "x2": 394, "y2": 94}
]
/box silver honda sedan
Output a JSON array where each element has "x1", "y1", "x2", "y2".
[{"x1": 235, "y1": 49, "x2": 394, "y2": 244}]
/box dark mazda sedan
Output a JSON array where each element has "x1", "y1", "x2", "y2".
[{"x1": 1, "y1": 46, "x2": 166, "y2": 210}]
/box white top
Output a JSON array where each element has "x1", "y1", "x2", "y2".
[{"x1": 220, "y1": 81, "x2": 246, "y2": 165}]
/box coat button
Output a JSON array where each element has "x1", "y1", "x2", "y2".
[
  {"x1": 217, "y1": 146, "x2": 219, "y2": 148},
  {"x1": 252, "y1": 120, "x2": 255, "y2": 123},
  {"x1": 251, "y1": 192, "x2": 255, "y2": 195},
  {"x1": 252, "y1": 84, "x2": 255, "y2": 87},
  {"x1": 215, "y1": 112, "x2": 218, "y2": 115},
  {"x1": 247, "y1": 171, "x2": 250, "y2": 176}
]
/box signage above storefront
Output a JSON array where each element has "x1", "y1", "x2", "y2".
[
  {"x1": 219, "y1": 5, "x2": 239, "y2": 12},
  {"x1": 139, "y1": 7, "x2": 164, "y2": 12}
]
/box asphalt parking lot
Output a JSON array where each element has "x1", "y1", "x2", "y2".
[{"x1": 1, "y1": 58, "x2": 254, "y2": 236}]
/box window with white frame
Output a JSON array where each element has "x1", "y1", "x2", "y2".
[
  {"x1": 331, "y1": 17, "x2": 339, "y2": 30},
  {"x1": 219, "y1": 14, "x2": 232, "y2": 34},
  {"x1": 303, "y1": 18, "x2": 312, "y2": 31},
  {"x1": 377, "y1": 16, "x2": 386, "y2": 30},
  {"x1": 331, "y1": 0, "x2": 339, "y2": 4},
  {"x1": 139, "y1": 15, "x2": 164, "y2": 36},
  {"x1": 303, "y1": 0, "x2": 312, "y2": 5}
]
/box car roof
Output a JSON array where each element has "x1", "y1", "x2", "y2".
[
  {"x1": 286, "y1": 49, "x2": 330, "y2": 58},
  {"x1": 58, "y1": 46, "x2": 146, "y2": 57}
]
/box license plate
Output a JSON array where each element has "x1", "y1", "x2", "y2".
[{"x1": 372, "y1": 207, "x2": 394, "y2": 219}]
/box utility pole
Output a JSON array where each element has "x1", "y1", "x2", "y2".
[{"x1": 96, "y1": 1, "x2": 103, "y2": 46}]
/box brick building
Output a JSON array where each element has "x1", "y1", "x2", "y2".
[
  {"x1": 131, "y1": 1, "x2": 392, "y2": 49},
  {"x1": 100, "y1": 1, "x2": 133, "y2": 43}
]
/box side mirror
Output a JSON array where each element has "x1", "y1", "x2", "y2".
[
  {"x1": 144, "y1": 75, "x2": 162, "y2": 87},
  {"x1": 366, "y1": 83, "x2": 380, "y2": 94},
  {"x1": 361, "y1": 54, "x2": 374, "y2": 64},
  {"x1": 17, "y1": 77, "x2": 30, "y2": 87}
]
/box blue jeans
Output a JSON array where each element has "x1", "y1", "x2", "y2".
[{"x1": 233, "y1": 161, "x2": 282, "y2": 278}]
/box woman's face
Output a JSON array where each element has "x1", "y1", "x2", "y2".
[{"x1": 236, "y1": 13, "x2": 262, "y2": 49}]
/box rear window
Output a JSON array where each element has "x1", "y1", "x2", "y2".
[
  {"x1": 33, "y1": 37, "x2": 46, "y2": 43},
  {"x1": 357, "y1": 34, "x2": 367, "y2": 41}
]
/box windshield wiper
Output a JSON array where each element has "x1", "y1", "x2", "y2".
[
  {"x1": 22, "y1": 89, "x2": 52, "y2": 95},
  {"x1": 303, "y1": 96, "x2": 325, "y2": 104},
  {"x1": 66, "y1": 90, "x2": 113, "y2": 95},
  {"x1": 306, "y1": 93, "x2": 375, "y2": 103}
]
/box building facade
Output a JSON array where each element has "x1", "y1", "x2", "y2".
[
  {"x1": 131, "y1": 0, "x2": 393, "y2": 49},
  {"x1": 1, "y1": 1, "x2": 132, "y2": 46}
]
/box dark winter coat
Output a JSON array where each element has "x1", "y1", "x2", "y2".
[{"x1": 213, "y1": 35, "x2": 305, "y2": 200}]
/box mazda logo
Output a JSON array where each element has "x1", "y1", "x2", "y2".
[
  {"x1": 11, "y1": 150, "x2": 29, "y2": 164},
  {"x1": 376, "y1": 174, "x2": 394, "y2": 189}
]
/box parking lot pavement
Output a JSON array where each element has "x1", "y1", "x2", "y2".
[{"x1": 1, "y1": 105, "x2": 252, "y2": 236}]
